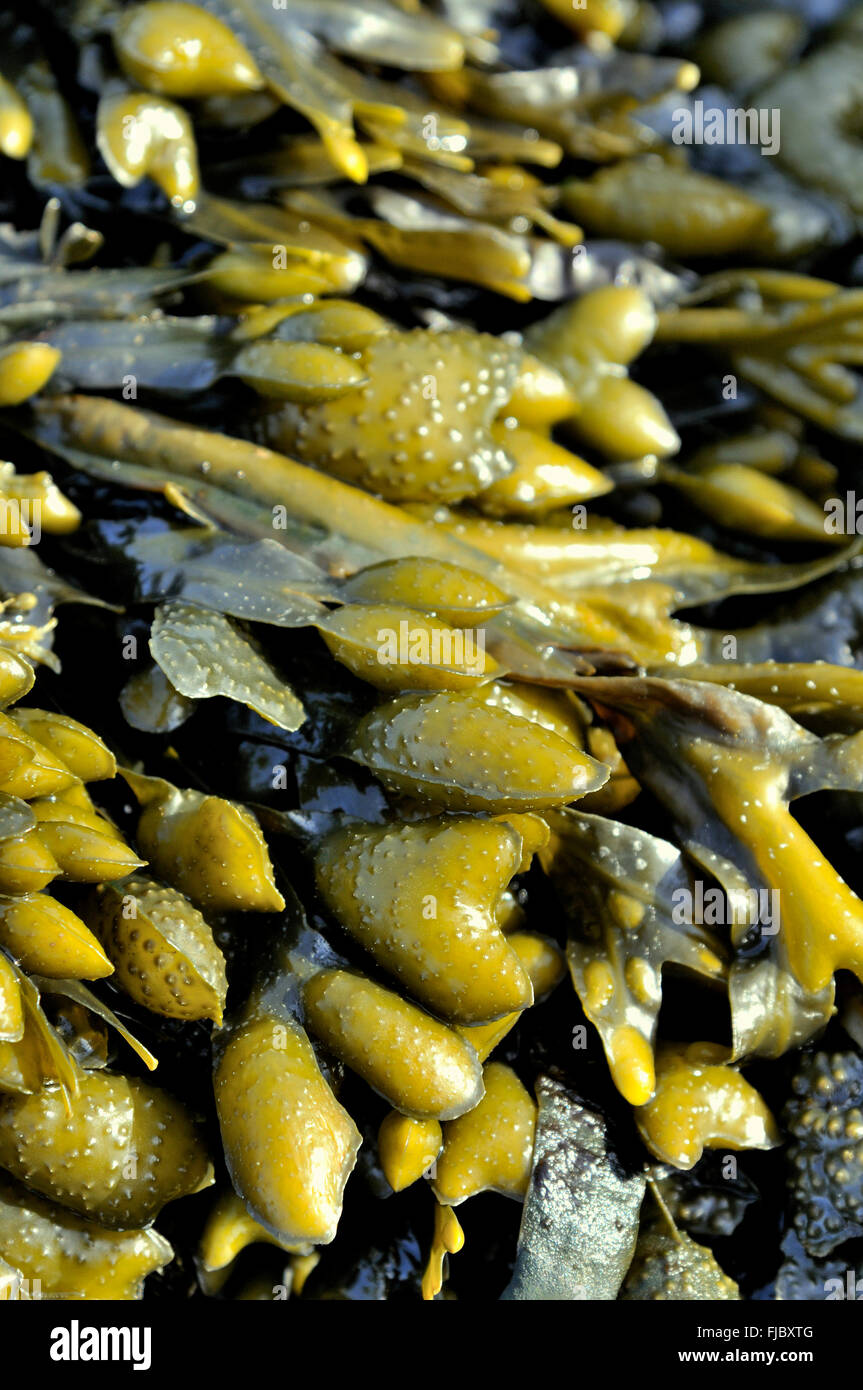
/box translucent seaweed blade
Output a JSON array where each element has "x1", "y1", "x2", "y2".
[
  {"x1": 0, "y1": 793, "x2": 36, "y2": 841},
  {"x1": 264, "y1": 0, "x2": 464, "y2": 71},
  {"x1": 127, "y1": 528, "x2": 337, "y2": 623},
  {"x1": 0, "y1": 545, "x2": 118, "y2": 614},
  {"x1": 570, "y1": 674, "x2": 863, "y2": 1013},
  {"x1": 32, "y1": 976, "x2": 159, "y2": 1072},
  {"x1": 120, "y1": 663, "x2": 197, "y2": 735},
  {"x1": 484, "y1": 515, "x2": 863, "y2": 607},
  {"x1": 729, "y1": 951, "x2": 834, "y2": 1061},
  {"x1": 198, "y1": 0, "x2": 366, "y2": 181},
  {"x1": 0, "y1": 265, "x2": 198, "y2": 322},
  {"x1": 39, "y1": 317, "x2": 231, "y2": 395},
  {"x1": 150, "y1": 601, "x2": 306, "y2": 731},
  {"x1": 16, "y1": 968, "x2": 79, "y2": 1105},
  {"x1": 674, "y1": 663, "x2": 863, "y2": 733},
  {"x1": 179, "y1": 191, "x2": 366, "y2": 268},
  {"x1": 541, "y1": 808, "x2": 727, "y2": 1106}
]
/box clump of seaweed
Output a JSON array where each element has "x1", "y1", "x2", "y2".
[{"x1": 0, "y1": 0, "x2": 862, "y2": 1304}]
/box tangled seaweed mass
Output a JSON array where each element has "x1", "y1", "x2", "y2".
[{"x1": 1, "y1": 0, "x2": 863, "y2": 1306}]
